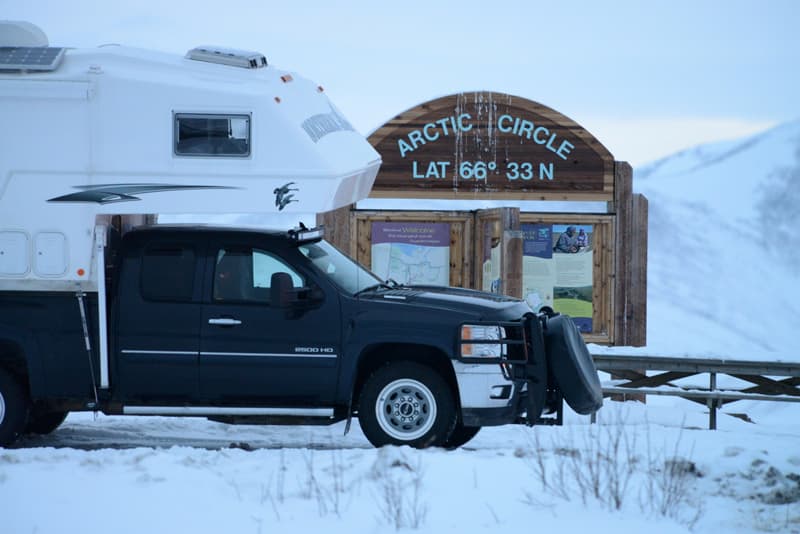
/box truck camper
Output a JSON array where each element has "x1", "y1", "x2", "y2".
[
  {"x1": 0, "y1": 22, "x2": 602, "y2": 449},
  {"x1": 0, "y1": 20, "x2": 380, "y2": 292}
]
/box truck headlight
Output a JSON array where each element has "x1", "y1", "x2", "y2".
[{"x1": 461, "y1": 325, "x2": 507, "y2": 358}]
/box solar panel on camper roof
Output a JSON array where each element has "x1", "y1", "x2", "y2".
[{"x1": 0, "y1": 47, "x2": 65, "y2": 71}]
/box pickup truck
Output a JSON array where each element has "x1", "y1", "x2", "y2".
[{"x1": 0, "y1": 225, "x2": 602, "y2": 448}]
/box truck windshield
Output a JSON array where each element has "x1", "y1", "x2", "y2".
[{"x1": 298, "y1": 240, "x2": 382, "y2": 295}]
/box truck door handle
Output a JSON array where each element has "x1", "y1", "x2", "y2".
[{"x1": 208, "y1": 317, "x2": 242, "y2": 326}]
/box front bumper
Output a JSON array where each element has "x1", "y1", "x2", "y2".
[
  {"x1": 452, "y1": 314, "x2": 562, "y2": 427},
  {"x1": 452, "y1": 361, "x2": 562, "y2": 427}
]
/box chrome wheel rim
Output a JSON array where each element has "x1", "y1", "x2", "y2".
[{"x1": 375, "y1": 378, "x2": 437, "y2": 441}]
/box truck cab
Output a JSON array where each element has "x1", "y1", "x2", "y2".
[{"x1": 109, "y1": 225, "x2": 565, "y2": 447}]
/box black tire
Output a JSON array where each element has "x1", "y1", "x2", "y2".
[
  {"x1": 359, "y1": 361, "x2": 456, "y2": 449},
  {"x1": 0, "y1": 368, "x2": 30, "y2": 447},
  {"x1": 25, "y1": 409, "x2": 68, "y2": 435},
  {"x1": 443, "y1": 423, "x2": 481, "y2": 449},
  {"x1": 544, "y1": 315, "x2": 603, "y2": 415}
]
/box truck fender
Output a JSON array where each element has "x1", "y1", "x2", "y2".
[
  {"x1": 0, "y1": 326, "x2": 44, "y2": 395},
  {"x1": 344, "y1": 340, "x2": 458, "y2": 414}
]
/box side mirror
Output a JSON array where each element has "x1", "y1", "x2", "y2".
[
  {"x1": 270, "y1": 272, "x2": 322, "y2": 308},
  {"x1": 270, "y1": 272, "x2": 294, "y2": 307}
]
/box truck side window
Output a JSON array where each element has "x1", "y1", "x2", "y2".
[
  {"x1": 174, "y1": 113, "x2": 251, "y2": 157},
  {"x1": 141, "y1": 244, "x2": 195, "y2": 301},
  {"x1": 213, "y1": 248, "x2": 304, "y2": 303}
]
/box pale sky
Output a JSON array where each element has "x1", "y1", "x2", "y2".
[{"x1": 2, "y1": 0, "x2": 797, "y2": 165}]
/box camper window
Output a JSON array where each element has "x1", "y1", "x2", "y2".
[{"x1": 174, "y1": 113, "x2": 250, "y2": 157}]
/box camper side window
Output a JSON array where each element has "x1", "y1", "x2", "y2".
[{"x1": 174, "y1": 113, "x2": 251, "y2": 157}]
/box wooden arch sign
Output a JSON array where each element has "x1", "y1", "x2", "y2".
[{"x1": 368, "y1": 92, "x2": 615, "y2": 201}]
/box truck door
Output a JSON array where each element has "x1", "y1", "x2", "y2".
[
  {"x1": 198, "y1": 243, "x2": 341, "y2": 405},
  {"x1": 115, "y1": 239, "x2": 204, "y2": 402}
]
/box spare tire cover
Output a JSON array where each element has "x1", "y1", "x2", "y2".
[
  {"x1": 524, "y1": 315, "x2": 548, "y2": 422},
  {"x1": 544, "y1": 315, "x2": 603, "y2": 414}
]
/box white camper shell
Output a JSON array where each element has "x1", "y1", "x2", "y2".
[{"x1": 0, "y1": 21, "x2": 381, "y2": 292}]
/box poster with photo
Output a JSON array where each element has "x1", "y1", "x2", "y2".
[
  {"x1": 371, "y1": 222, "x2": 450, "y2": 286},
  {"x1": 522, "y1": 223, "x2": 594, "y2": 332}
]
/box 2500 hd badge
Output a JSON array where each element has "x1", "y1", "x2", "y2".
[{"x1": 295, "y1": 347, "x2": 336, "y2": 354}]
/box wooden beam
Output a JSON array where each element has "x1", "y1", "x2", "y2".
[
  {"x1": 500, "y1": 208, "x2": 522, "y2": 299},
  {"x1": 317, "y1": 204, "x2": 353, "y2": 254},
  {"x1": 613, "y1": 161, "x2": 633, "y2": 345},
  {"x1": 629, "y1": 193, "x2": 648, "y2": 346}
]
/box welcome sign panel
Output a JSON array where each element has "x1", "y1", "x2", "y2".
[{"x1": 370, "y1": 222, "x2": 451, "y2": 286}]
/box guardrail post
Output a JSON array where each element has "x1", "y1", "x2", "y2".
[{"x1": 708, "y1": 372, "x2": 717, "y2": 430}]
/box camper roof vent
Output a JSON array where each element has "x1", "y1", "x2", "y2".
[
  {"x1": 0, "y1": 21, "x2": 49, "y2": 47},
  {"x1": 186, "y1": 46, "x2": 268, "y2": 69}
]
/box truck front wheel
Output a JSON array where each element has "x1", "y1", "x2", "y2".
[
  {"x1": 0, "y1": 368, "x2": 29, "y2": 447},
  {"x1": 359, "y1": 362, "x2": 456, "y2": 448},
  {"x1": 443, "y1": 423, "x2": 481, "y2": 449}
]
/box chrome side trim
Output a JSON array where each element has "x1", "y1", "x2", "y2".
[
  {"x1": 121, "y1": 349, "x2": 199, "y2": 356},
  {"x1": 200, "y1": 352, "x2": 337, "y2": 359},
  {"x1": 122, "y1": 406, "x2": 334, "y2": 417},
  {"x1": 208, "y1": 318, "x2": 242, "y2": 326},
  {"x1": 120, "y1": 350, "x2": 338, "y2": 359}
]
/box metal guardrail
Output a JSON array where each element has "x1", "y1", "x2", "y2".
[{"x1": 590, "y1": 353, "x2": 800, "y2": 429}]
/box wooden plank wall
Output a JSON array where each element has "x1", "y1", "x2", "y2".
[
  {"x1": 613, "y1": 162, "x2": 634, "y2": 346},
  {"x1": 611, "y1": 161, "x2": 648, "y2": 346},
  {"x1": 629, "y1": 194, "x2": 649, "y2": 346},
  {"x1": 500, "y1": 209, "x2": 522, "y2": 299},
  {"x1": 317, "y1": 205, "x2": 353, "y2": 255},
  {"x1": 593, "y1": 218, "x2": 615, "y2": 344},
  {"x1": 473, "y1": 208, "x2": 522, "y2": 298}
]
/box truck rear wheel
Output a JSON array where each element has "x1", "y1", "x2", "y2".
[
  {"x1": 359, "y1": 362, "x2": 456, "y2": 448},
  {"x1": 443, "y1": 422, "x2": 481, "y2": 449},
  {"x1": 25, "y1": 409, "x2": 68, "y2": 435},
  {"x1": 0, "y1": 368, "x2": 29, "y2": 447}
]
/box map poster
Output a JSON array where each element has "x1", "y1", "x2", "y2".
[
  {"x1": 371, "y1": 222, "x2": 451, "y2": 286},
  {"x1": 522, "y1": 223, "x2": 594, "y2": 333},
  {"x1": 521, "y1": 224, "x2": 555, "y2": 312}
]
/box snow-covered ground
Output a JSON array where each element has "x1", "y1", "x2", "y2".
[
  {"x1": 4, "y1": 402, "x2": 800, "y2": 533},
  {"x1": 3, "y1": 123, "x2": 800, "y2": 533}
]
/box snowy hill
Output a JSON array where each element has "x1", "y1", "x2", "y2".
[{"x1": 634, "y1": 120, "x2": 800, "y2": 358}]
